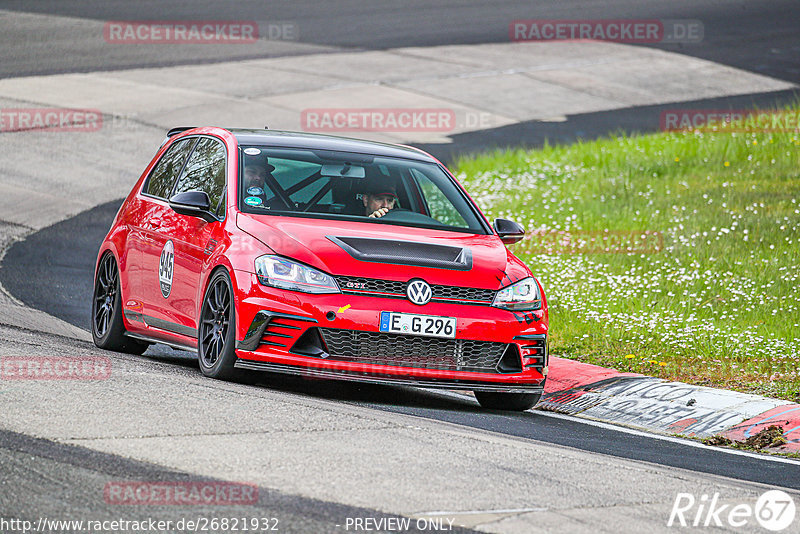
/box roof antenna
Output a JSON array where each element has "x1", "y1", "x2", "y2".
[{"x1": 264, "y1": 125, "x2": 269, "y2": 129}]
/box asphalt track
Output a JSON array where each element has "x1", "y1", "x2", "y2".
[
  {"x1": 1, "y1": 1, "x2": 797, "y2": 156},
  {"x1": 2, "y1": 0, "x2": 799, "y2": 84},
  {"x1": 2, "y1": 200, "x2": 800, "y2": 493},
  {"x1": 1, "y1": 428, "x2": 456, "y2": 534},
  {"x1": 2, "y1": 1, "x2": 800, "y2": 530}
]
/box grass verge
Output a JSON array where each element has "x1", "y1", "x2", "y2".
[{"x1": 453, "y1": 106, "x2": 800, "y2": 402}]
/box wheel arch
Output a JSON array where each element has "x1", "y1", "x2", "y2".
[
  {"x1": 196, "y1": 260, "x2": 237, "y2": 324},
  {"x1": 94, "y1": 221, "x2": 133, "y2": 278}
]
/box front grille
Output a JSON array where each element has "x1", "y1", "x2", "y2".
[
  {"x1": 317, "y1": 328, "x2": 507, "y2": 372},
  {"x1": 337, "y1": 277, "x2": 406, "y2": 295},
  {"x1": 335, "y1": 276, "x2": 496, "y2": 304}
]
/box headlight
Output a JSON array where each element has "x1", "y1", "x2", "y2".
[
  {"x1": 255, "y1": 255, "x2": 340, "y2": 294},
  {"x1": 492, "y1": 277, "x2": 542, "y2": 311}
]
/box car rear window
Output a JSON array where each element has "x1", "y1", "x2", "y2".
[{"x1": 238, "y1": 146, "x2": 487, "y2": 234}]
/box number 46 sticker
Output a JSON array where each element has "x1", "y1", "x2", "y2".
[{"x1": 159, "y1": 240, "x2": 174, "y2": 298}]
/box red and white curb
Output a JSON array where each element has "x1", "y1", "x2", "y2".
[{"x1": 543, "y1": 356, "x2": 800, "y2": 453}]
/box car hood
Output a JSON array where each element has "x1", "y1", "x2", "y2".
[{"x1": 236, "y1": 213, "x2": 529, "y2": 289}]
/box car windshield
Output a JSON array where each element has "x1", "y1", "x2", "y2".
[{"x1": 238, "y1": 146, "x2": 487, "y2": 233}]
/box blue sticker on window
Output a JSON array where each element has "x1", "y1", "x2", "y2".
[
  {"x1": 247, "y1": 186, "x2": 264, "y2": 196},
  {"x1": 244, "y1": 196, "x2": 263, "y2": 206}
]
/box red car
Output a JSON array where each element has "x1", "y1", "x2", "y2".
[{"x1": 92, "y1": 127, "x2": 549, "y2": 411}]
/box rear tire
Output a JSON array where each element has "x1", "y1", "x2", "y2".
[
  {"x1": 197, "y1": 269, "x2": 239, "y2": 380},
  {"x1": 474, "y1": 391, "x2": 541, "y2": 411},
  {"x1": 91, "y1": 252, "x2": 148, "y2": 355}
]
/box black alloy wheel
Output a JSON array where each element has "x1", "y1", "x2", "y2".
[
  {"x1": 198, "y1": 270, "x2": 238, "y2": 379},
  {"x1": 91, "y1": 252, "x2": 148, "y2": 355}
]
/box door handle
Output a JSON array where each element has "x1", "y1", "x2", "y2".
[{"x1": 148, "y1": 219, "x2": 162, "y2": 229}]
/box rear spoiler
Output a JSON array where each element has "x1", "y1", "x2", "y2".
[
  {"x1": 160, "y1": 126, "x2": 197, "y2": 147},
  {"x1": 159, "y1": 126, "x2": 270, "y2": 147},
  {"x1": 167, "y1": 126, "x2": 196, "y2": 137}
]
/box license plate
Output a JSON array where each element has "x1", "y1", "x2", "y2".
[{"x1": 379, "y1": 312, "x2": 457, "y2": 339}]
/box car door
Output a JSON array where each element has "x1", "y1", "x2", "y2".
[
  {"x1": 146, "y1": 136, "x2": 228, "y2": 339},
  {"x1": 128, "y1": 136, "x2": 196, "y2": 329}
]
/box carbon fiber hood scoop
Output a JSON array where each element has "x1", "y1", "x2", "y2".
[{"x1": 327, "y1": 236, "x2": 472, "y2": 271}]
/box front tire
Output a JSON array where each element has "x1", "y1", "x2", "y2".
[
  {"x1": 198, "y1": 269, "x2": 239, "y2": 380},
  {"x1": 474, "y1": 391, "x2": 541, "y2": 411},
  {"x1": 91, "y1": 252, "x2": 148, "y2": 355}
]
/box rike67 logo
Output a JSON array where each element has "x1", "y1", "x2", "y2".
[{"x1": 668, "y1": 490, "x2": 796, "y2": 531}]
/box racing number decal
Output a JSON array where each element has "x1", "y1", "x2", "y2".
[{"x1": 159, "y1": 240, "x2": 174, "y2": 298}]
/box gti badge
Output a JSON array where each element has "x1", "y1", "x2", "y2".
[{"x1": 406, "y1": 279, "x2": 432, "y2": 305}]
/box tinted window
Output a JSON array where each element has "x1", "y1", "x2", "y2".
[
  {"x1": 411, "y1": 169, "x2": 468, "y2": 228},
  {"x1": 239, "y1": 146, "x2": 486, "y2": 234},
  {"x1": 144, "y1": 138, "x2": 195, "y2": 199},
  {"x1": 173, "y1": 137, "x2": 227, "y2": 215}
]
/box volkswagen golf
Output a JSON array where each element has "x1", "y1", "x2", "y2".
[{"x1": 92, "y1": 127, "x2": 549, "y2": 411}]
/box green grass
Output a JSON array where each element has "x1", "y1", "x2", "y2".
[{"x1": 453, "y1": 106, "x2": 800, "y2": 402}]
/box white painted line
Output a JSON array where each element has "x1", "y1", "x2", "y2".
[
  {"x1": 432, "y1": 388, "x2": 800, "y2": 466},
  {"x1": 416, "y1": 507, "x2": 548, "y2": 516}
]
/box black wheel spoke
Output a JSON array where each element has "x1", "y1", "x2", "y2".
[
  {"x1": 100, "y1": 310, "x2": 108, "y2": 335},
  {"x1": 210, "y1": 285, "x2": 221, "y2": 315},
  {"x1": 213, "y1": 283, "x2": 223, "y2": 311},
  {"x1": 104, "y1": 259, "x2": 113, "y2": 286},
  {"x1": 201, "y1": 330, "x2": 214, "y2": 345}
]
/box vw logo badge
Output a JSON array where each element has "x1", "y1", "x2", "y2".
[{"x1": 406, "y1": 279, "x2": 432, "y2": 305}]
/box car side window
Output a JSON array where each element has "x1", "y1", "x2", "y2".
[
  {"x1": 143, "y1": 138, "x2": 195, "y2": 199},
  {"x1": 410, "y1": 169, "x2": 468, "y2": 228},
  {"x1": 173, "y1": 137, "x2": 227, "y2": 217}
]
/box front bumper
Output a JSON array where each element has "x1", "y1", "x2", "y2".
[{"x1": 232, "y1": 271, "x2": 548, "y2": 392}]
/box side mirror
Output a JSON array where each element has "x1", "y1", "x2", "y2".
[
  {"x1": 494, "y1": 218, "x2": 525, "y2": 245},
  {"x1": 169, "y1": 191, "x2": 217, "y2": 223}
]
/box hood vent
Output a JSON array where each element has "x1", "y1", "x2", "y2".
[{"x1": 327, "y1": 236, "x2": 472, "y2": 271}]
